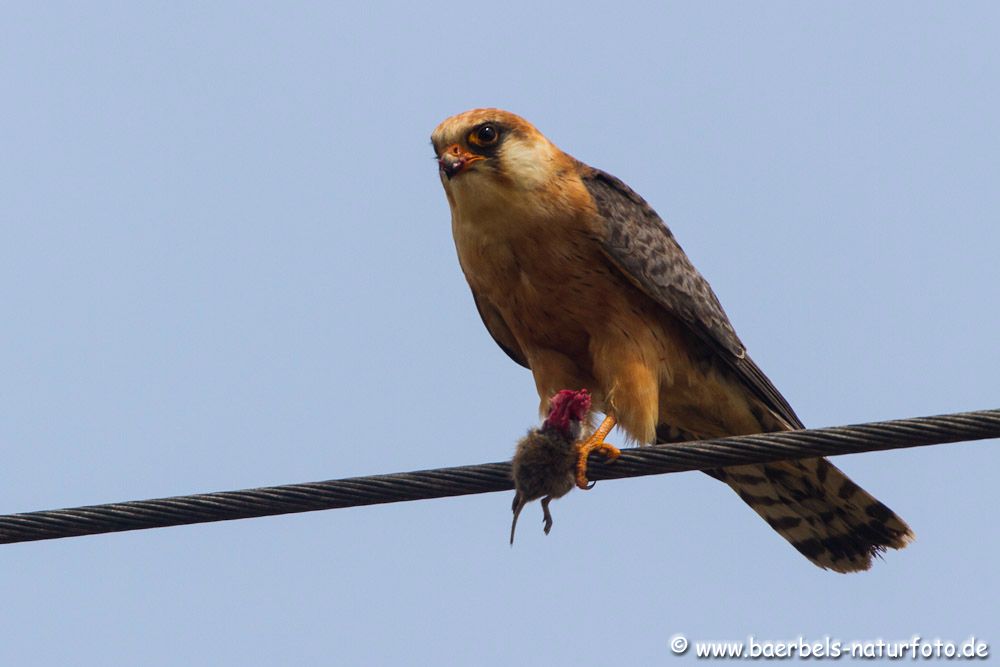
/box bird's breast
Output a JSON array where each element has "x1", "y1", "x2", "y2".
[{"x1": 452, "y1": 205, "x2": 640, "y2": 359}]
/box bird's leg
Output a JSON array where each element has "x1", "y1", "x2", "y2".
[
  {"x1": 541, "y1": 497, "x2": 554, "y2": 535},
  {"x1": 575, "y1": 414, "x2": 621, "y2": 489}
]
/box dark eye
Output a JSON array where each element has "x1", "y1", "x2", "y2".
[{"x1": 469, "y1": 124, "x2": 499, "y2": 147}]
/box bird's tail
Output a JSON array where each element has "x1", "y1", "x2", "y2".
[
  {"x1": 510, "y1": 493, "x2": 526, "y2": 545},
  {"x1": 708, "y1": 457, "x2": 914, "y2": 572}
]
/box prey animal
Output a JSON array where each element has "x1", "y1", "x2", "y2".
[
  {"x1": 510, "y1": 389, "x2": 593, "y2": 544},
  {"x1": 432, "y1": 108, "x2": 913, "y2": 572}
]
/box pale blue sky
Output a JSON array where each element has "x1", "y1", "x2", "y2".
[{"x1": 1, "y1": 2, "x2": 998, "y2": 665}]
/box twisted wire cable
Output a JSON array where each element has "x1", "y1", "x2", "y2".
[{"x1": 2, "y1": 408, "x2": 998, "y2": 545}]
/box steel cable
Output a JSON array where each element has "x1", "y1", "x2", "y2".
[{"x1": 1, "y1": 408, "x2": 998, "y2": 545}]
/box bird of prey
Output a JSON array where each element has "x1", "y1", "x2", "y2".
[
  {"x1": 431, "y1": 108, "x2": 913, "y2": 572},
  {"x1": 510, "y1": 388, "x2": 592, "y2": 545}
]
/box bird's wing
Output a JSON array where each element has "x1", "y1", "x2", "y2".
[
  {"x1": 580, "y1": 166, "x2": 804, "y2": 429},
  {"x1": 471, "y1": 290, "x2": 531, "y2": 369}
]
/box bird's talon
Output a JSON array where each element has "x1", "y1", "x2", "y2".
[
  {"x1": 596, "y1": 443, "x2": 621, "y2": 461},
  {"x1": 574, "y1": 415, "x2": 619, "y2": 489}
]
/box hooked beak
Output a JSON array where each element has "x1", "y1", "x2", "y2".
[{"x1": 438, "y1": 144, "x2": 483, "y2": 180}]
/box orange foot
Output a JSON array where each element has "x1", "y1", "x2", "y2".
[{"x1": 575, "y1": 415, "x2": 621, "y2": 489}]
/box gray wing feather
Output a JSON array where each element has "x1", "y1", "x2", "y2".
[{"x1": 581, "y1": 167, "x2": 804, "y2": 429}]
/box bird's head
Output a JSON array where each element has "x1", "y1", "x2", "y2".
[
  {"x1": 541, "y1": 389, "x2": 592, "y2": 439},
  {"x1": 430, "y1": 108, "x2": 564, "y2": 213}
]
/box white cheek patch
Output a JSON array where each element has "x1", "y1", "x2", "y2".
[{"x1": 501, "y1": 138, "x2": 554, "y2": 190}]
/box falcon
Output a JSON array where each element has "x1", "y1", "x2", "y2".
[{"x1": 431, "y1": 108, "x2": 913, "y2": 572}]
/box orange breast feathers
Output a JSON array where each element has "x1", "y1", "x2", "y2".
[{"x1": 457, "y1": 187, "x2": 677, "y2": 445}]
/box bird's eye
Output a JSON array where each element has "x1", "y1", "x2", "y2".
[{"x1": 469, "y1": 124, "x2": 499, "y2": 147}]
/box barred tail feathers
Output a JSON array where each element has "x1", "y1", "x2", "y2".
[{"x1": 712, "y1": 457, "x2": 914, "y2": 573}]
